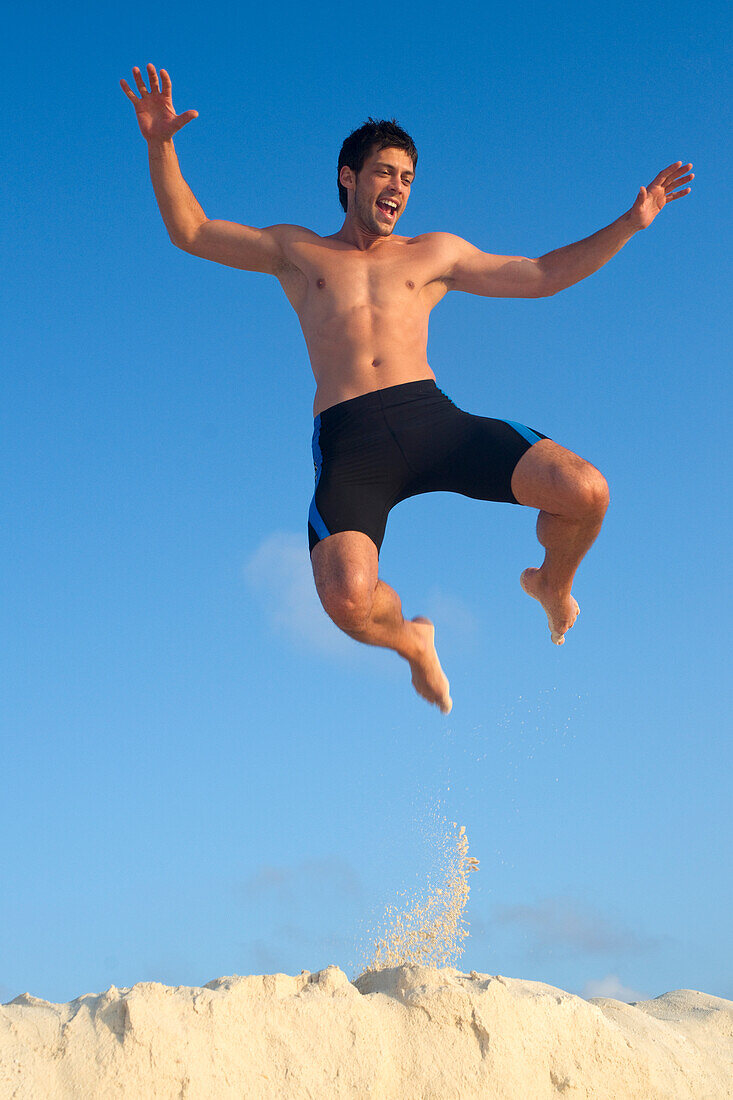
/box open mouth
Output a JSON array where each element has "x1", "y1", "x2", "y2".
[{"x1": 376, "y1": 199, "x2": 398, "y2": 220}]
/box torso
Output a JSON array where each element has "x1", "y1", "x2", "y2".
[{"x1": 273, "y1": 228, "x2": 453, "y2": 415}]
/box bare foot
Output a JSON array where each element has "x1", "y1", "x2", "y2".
[
  {"x1": 406, "y1": 617, "x2": 452, "y2": 713},
  {"x1": 520, "y1": 568, "x2": 580, "y2": 645}
]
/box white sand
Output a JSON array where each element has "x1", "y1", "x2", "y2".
[{"x1": 2, "y1": 965, "x2": 731, "y2": 1098}]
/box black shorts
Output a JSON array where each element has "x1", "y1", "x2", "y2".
[{"x1": 308, "y1": 379, "x2": 547, "y2": 554}]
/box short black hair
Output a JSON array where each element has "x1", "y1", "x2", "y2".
[{"x1": 337, "y1": 118, "x2": 418, "y2": 212}]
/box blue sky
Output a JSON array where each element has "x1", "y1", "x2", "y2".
[{"x1": 2, "y1": 0, "x2": 731, "y2": 1005}]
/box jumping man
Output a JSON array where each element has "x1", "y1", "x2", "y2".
[{"x1": 121, "y1": 64, "x2": 693, "y2": 715}]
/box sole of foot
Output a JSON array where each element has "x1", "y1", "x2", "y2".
[{"x1": 520, "y1": 568, "x2": 580, "y2": 646}]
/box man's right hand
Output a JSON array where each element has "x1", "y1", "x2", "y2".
[{"x1": 120, "y1": 63, "x2": 198, "y2": 143}]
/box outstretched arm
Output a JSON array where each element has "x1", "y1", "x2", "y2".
[
  {"x1": 444, "y1": 161, "x2": 693, "y2": 298},
  {"x1": 121, "y1": 64, "x2": 286, "y2": 273},
  {"x1": 535, "y1": 161, "x2": 693, "y2": 295}
]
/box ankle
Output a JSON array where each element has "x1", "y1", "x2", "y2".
[
  {"x1": 529, "y1": 565, "x2": 573, "y2": 598},
  {"x1": 394, "y1": 618, "x2": 428, "y2": 662}
]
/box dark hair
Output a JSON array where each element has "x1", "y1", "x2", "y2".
[{"x1": 337, "y1": 118, "x2": 418, "y2": 212}]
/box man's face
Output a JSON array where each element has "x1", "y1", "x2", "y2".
[{"x1": 348, "y1": 145, "x2": 415, "y2": 236}]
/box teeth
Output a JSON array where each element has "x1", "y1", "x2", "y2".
[{"x1": 380, "y1": 199, "x2": 397, "y2": 210}]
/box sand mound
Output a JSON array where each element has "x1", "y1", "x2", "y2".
[{"x1": 2, "y1": 966, "x2": 731, "y2": 1098}]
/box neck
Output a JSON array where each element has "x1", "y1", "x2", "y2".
[{"x1": 333, "y1": 211, "x2": 390, "y2": 251}]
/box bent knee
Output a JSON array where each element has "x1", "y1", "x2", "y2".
[
  {"x1": 317, "y1": 573, "x2": 375, "y2": 632},
  {"x1": 540, "y1": 462, "x2": 609, "y2": 520},
  {"x1": 513, "y1": 441, "x2": 609, "y2": 517},
  {"x1": 580, "y1": 467, "x2": 610, "y2": 515}
]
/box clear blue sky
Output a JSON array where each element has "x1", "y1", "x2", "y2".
[{"x1": 2, "y1": 0, "x2": 731, "y2": 1005}]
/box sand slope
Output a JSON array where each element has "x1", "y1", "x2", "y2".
[{"x1": 1, "y1": 965, "x2": 731, "y2": 1099}]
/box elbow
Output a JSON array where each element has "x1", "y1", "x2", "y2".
[
  {"x1": 169, "y1": 219, "x2": 208, "y2": 254},
  {"x1": 526, "y1": 259, "x2": 559, "y2": 298},
  {"x1": 169, "y1": 231, "x2": 196, "y2": 253},
  {"x1": 534, "y1": 274, "x2": 562, "y2": 298},
  {"x1": 524, "y1": 281, "x2": 558, "y2": 298}
]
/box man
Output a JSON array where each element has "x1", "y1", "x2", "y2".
[{"x1": 121, "y1": 63, "x2": 693, "y2": 715}]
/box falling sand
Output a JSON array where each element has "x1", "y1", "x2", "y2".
[{"x1": 360, "y1": 818, "x2": 479, "y2": 972}]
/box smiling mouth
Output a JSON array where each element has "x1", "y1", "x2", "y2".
[{"x1": 376, "y1": 200, "x2": 398, "y2": 219}]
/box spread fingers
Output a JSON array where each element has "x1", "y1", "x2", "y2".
[
  {"x1": 119, "y1": 78, "x2": 138, "y2": 102},
  {"x1": 146, "y1": 62, "x2": 160, "y2": 92},
  {"x1": 132, "y1": 66, "x2": 149, "y2": 95},
  {"x1": 665, "y1": 187, "x2": 692, "y2": 201}
]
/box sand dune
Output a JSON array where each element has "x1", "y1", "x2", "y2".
[{"x1": 1, "y1": 965, "x2": 731, "y2": 1098}]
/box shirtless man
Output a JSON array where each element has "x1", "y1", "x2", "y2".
[{"x1": 122, "y1": 63, "x2": 693, "y2": 715}]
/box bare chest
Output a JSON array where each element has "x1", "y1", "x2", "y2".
[{"x1": 279, "y1": 238, "x2": 446, "y2": 320}]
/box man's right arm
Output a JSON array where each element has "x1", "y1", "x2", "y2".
[
  {"x1": 148, "y1": 138, "x2": 286, "y2": 274},
  {"x1": 122, "y1": 64, "x2": 286, "y2": 275}
]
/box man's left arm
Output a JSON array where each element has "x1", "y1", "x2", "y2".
[{"x1": 445, "y1": 161, "x2": 693, "y2": 298}]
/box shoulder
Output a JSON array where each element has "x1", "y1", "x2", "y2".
[
  {"x1": 265, "y1": 223, "x2": 320, "y2": 245},
  {"x1": 407, "y1": 230, "x2": 471, "y2": 250},
  {"x1": 404, "y1": 232, "x2": 481, "y2": 286},
  {"x1": 406, "y1": 231, "x2": 477, "y2": 266},
  {"x1": 262, "y1": 224, "x2": 327, "y2": 279}
]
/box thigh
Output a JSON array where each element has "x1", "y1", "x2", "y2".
[
  {"x1": 308, "y1": 403, "x2": 409, "y2": 555},
  {"x1": 411, "y1": 404, "x2": 546, "y2": 505},
  {"x1": 510, "y1": 438, "x2": 605, "y2": 512}
]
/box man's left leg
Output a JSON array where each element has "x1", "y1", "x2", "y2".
[{"x1": 510, "y1": 439, "x2": 609, "y2": 644}]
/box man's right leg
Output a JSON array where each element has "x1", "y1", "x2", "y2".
[{"x1": 310, "y1": 530, "x2": 452, "y2": 713}]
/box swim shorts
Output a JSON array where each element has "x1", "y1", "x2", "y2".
[{"x1": 308, "y1": 379, "x2": 547, "y2": 554}]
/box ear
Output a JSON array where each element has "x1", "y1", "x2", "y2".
[{"x1": 339, "y1": 164, "x2": 357, "y2": 194}]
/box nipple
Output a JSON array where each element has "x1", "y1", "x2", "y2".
[
  {"x1": 406, "y1": 280, "x2": 415, "y2": 289},
  {"x1": 317, "y1": 278, "x2": 326, "y2": 289}
]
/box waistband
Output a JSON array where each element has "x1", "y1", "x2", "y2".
[{"x1": 316, "y1": 379, "x2": 444, "y2": 429}]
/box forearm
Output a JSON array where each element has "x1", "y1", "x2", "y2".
[
  {"x1": 147, "y1": 139, "x2": 206, "y2": 245},
  {"x1": 537, "y1": 210, "x2": 638, "y2": 294}
]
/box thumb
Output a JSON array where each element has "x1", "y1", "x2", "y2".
[{"x1": 174, "y1": 109, "x2": 199, "y2": 130}]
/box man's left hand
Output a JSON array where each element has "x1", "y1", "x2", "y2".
[{"x1": 629, "y1": 161, "x2": 694, "y2": 231}]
